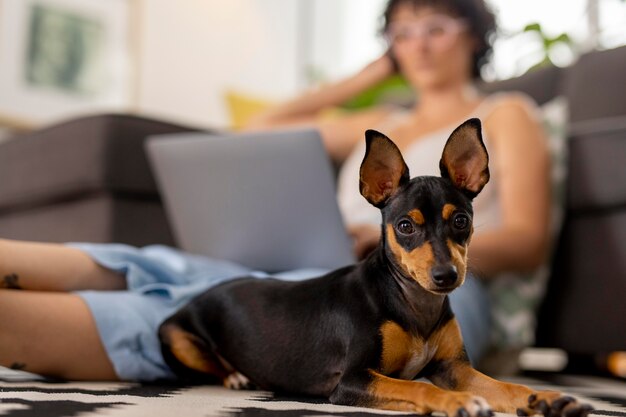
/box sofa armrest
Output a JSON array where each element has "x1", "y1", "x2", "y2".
[{"x1": 536, "y1": 118, "x2": 626, "y2": 353}]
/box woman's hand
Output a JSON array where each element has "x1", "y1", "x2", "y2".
[{"x1": 347, "y1": 223, "x2": 381, "y2": 260}]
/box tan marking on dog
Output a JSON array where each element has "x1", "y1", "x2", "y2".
[
  {"x1": 426, "y1": 319, "x2": 474, "y2": 391},
  {"x1": 163, "y1": 325, "x2": 222, "y2": 375},
  {"x1": 380, "y1": 321, "x2": 432, "y2": 379},
  {"x1": 408, "y1": 209, "x2": 425, "y2": 225},
  {"x1": 386, "y1": 224, "x2": 434, "y2": 290},
  {"x1": 442, "y1": 204, "x2": 457, "y2": 220},
  {"x1": 455, "y1": 365, "x2": 561, "y2": 413},
  {"x1": 447, "y1": 239, "x2": 468, "y2": 286},
  {"x1": 367, "y1": 370, "x2": 492, "y2": 415},
  {"x1": 424, "y1": 319, "x2": 570, "y2": 414},
  {"x1": 430, "y1": 319, "x2": 466, "y2": 363}
]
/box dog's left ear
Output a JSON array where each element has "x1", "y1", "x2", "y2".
[
  {"x1": 360, "y1": 130, "x2": 410, "y2": 208},
  {"x1": 440, "y1": 118, "x2": 490, "y2": 199}
]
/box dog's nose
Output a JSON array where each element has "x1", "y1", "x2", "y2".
[{"x1": 431, "y1": 265, "x2": 458, "y2": 288}]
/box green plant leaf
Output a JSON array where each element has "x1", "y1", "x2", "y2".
[
  {"x1": 341, "y1": 75, "x2": 411, "y2": 109},
  {"x1": 523, "y1": 22, "x2": 542, "y2": 33}
]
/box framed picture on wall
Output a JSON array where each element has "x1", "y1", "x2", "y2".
[{"x1": 0, "y1": 0, "x2": 138, "y2": 129}]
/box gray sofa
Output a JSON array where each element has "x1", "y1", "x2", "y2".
[
  {"x1": 480, "y1": 46, "x2": 626, "y2": 354},
  {"x1": 0, "y1": 114, "x2": 201, "y2": 246},
  {"x1": 0, "y1": 46, "x2": 624, "y2": 358}
]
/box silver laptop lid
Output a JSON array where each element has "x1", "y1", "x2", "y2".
[{"x1": 145, "y1": 128, "x2": 356, "y2": 273}]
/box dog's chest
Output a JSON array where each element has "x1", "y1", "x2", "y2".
[
  {"x1": 380, "y1": 321, "x2": 435, "y2": 379},
  {"x1": 399, "y1": 343, "x2": 435, "y2": 379}
]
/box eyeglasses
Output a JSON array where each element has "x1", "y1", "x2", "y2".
[{"x1": 384, "y1": 15, "x2": 468, "y2": 47}]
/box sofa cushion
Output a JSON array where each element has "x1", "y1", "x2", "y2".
[
  {"x1": 0, "y1": 192, "x2": 175, "y2": 246},
  {"x1": 537, "y1": 209, "x2": 626, "y2": 353},
  {"x1": 536, "y1": 116, "x2": 626, "y2": 354},
  {"x1": 479, "y1": 65, "x2": 562, "y2": 106},
  {"x1": 566, "y1": 117, "x2": 626, "y2": 212},
  {"x1": 564, "y1": 46, "x2": 626, "y2": 123},
  {"x1": 0, "y1": 114, "x2": 202, "y2": 211}
]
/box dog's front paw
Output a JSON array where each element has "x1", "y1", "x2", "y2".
[
  {"x1": 441, "y1": 392, "x2": 494, "y2": 417},
  {"x1": 516, "y1": 391, "x2": 593, "y2": 417}
]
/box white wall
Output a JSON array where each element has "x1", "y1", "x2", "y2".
[
  {"x1": 136, "y1": 0, "x2": 303, "y2": 128},
  {"x1": 307, "y1": 0, "x2": 386, "y2": 83},
  {"x1": 134, "y1": 0, "x2": 392, "y2": 129},
  {"x1": 2, "y1": 0, "x2": 623, "y2": 130}
]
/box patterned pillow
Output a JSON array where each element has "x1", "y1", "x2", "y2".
[{"x1": 488, "y1": 96, "x2": 569, "y2": 349}]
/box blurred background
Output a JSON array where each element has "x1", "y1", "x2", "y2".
[{"x1": 0, "y1": 0, "x2": 624, "y2": 136}]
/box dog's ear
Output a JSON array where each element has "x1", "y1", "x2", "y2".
[
  {"x1": 439, "y1": 118, "x2": 490, "y2": 199},
  {"x1": 360, "y1": 130, "x2": 410, "y2": 208}
]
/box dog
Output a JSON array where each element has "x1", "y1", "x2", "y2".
[{"x1": 158, "y1": 119, "x2": 592, "y2": 417}]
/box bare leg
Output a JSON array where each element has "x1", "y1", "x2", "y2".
[
  {"x1": 0, "y1": 238, "x2": 126, "y2": 292},
  {"x1": 0, "y1": 290, "x2": 119, "y2": 380}
]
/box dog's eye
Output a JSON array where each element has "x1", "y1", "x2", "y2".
[
  {"x1": 396, "y1": 220, "x2": 416, "y2": 235},
  {"x1": 452, "y1": 213, "x2": 470, "y2": 230}
]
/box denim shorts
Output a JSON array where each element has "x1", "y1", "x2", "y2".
[{"x1": 72, "y1": 243, "x2": 491, "y2": 381}]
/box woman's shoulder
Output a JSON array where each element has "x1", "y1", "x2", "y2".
[
  {"x1": 483, "y1": 91, "x2": 540, "y2": 121},
  {"x1": 482, "y1": 91, "x2": 542, "y2": 136}
]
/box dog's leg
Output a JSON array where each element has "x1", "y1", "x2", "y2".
[
  {"x1": 427, "y1": 319, "x2": 593, "y2": 416},
  {"x1": 331, "y1": 370, "x2": 492, "y2": 416},
  {"x1": 159, "y1": 323, "x2": 258, "y2": 390},
  {"x1": 159, "y1": 323, "x2": 229, "y2": 381}
]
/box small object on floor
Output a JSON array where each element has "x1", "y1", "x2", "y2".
[{"x1": 519, "y1": 349, "x2": 626, "y2": 380}]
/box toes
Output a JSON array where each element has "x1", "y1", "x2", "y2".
[
  {"x1": 552, "y1": 396, "x2": 575, "y2": 412},
  {"x1": 223, "y1": 372, "x2": 253, "y2": 390},
  {"x1": 475, "y1": 398, "x2": 493, "y2": 417},
  {"x1": 530, "y1": 396, "x2": 557, "y2": 417},
  {"x1": 477, "y1": 408, "x2": 494, "y2": 417},
  {"x1": 527, "y1": 392, "x2": 594, "y2": 417},
  {"x1": 456, "y1": 407, "x2": 470, "y2": 417},
  {"x1": 563, "y1": 403, "x2": 594, "y2": 417},
  {"x1": 579, "y1": 404, "x2": 594, "y2": 417},
  {"x1": 461, "y1": 396, "x2": 493, "y2": 417}
]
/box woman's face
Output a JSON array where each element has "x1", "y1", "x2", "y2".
[{"x1": 386, "y1": 4, "x2": 476, "y2": 90}]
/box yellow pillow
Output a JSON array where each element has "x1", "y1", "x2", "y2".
[{"x1": 224, "y1": 90, "x2": 276, "y2": 130}]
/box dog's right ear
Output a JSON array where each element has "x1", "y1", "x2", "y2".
[{"x1": 360, "y1": 130, "x2": 410, "y2": 208}]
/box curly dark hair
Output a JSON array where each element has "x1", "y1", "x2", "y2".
[{"x1": 381, "y1": 0, "x2": 497, "y2": 78}]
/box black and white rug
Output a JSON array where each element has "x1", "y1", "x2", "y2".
[{"x1": 1, "y1": 367, "x2": 625, "y2": 417}]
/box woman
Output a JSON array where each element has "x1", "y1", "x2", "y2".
[
  {"x1": 0, "y1": 0, "x2": 550, "y2": 381},
  {"x1": 248, "y1": 0, "x2": 551, "y2": 363}
]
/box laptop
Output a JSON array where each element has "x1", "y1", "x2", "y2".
[{"x1": 145, "y1": 128, "x2": 356, "y2": 273}]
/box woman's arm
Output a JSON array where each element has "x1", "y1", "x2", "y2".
[
  {"x1": 244, "y1": 54, "x2": 396, "y2": 162},
  {"x1": 468, "y1": 94, "x2": 551, "y2": 278}
]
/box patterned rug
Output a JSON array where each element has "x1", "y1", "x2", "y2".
[{"x1": 1, "y1": 367, "x2": 625, "y2": 417}]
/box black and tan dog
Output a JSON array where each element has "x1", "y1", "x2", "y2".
[{"x1": 159, "y1": 119, "x2": 591, "y2": 417}]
